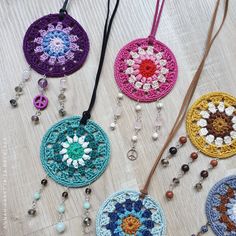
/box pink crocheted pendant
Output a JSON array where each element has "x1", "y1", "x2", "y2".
[{"x1": 114, "y1": 38, "x2": 178, "y2": 102}]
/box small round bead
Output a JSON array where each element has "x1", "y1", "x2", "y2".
[
  {"x1": 152, "y1": 132, "x2": 158, "y2": 140},
  {"x1": 34, "y1": 192, "x2": 41, "y2": 201},
  {"x1": 200, "y1": 170, "x2": 209, "y2": 178},
  {"x1": 83, "y1": 217, "x2": 92, "y2": 226},
  {"x1": 62, "y1": 191, "x2": 68, "y2": 198},
  {"x1": 172, "y1": 178, "x2": 180, "y2": 185},
  {"x1": 161, "y1": 159, "x2": 169, "y2": 167},
  {"x1": 210, "y1": 159, "x2": 218, "y2": 168},
  {"x1": 117, "y1": 93, "x2": 123, "y2": 99},
  {"x1": 31, "y1": 115, "x2": 39, "y2": 123},
  {"x1": 169, "y1": 147, "x2": 177, "y2": 155},
  {"x1": 59, "y1": 108, "x2": 66, "y2": 117},
  {"x1": 10, "y1": 99, "x2": 17, "y2": 107},
  {"x1": 85, "y1": 188, "x2": 92, "y2": 195},
  {"x1": 156, "y1": 102, "x2": 163, "y2": 109},
  {"x1": 131, "y1": 135, "x2": 138, "y2": 142},
  {"x1": 15, "y1": 86, "x2": 23, "y2": 93},
  {"x1": 41, "y1": 179, "x2": 48, "y2": 186},
  {"x1": 22, "y1": 70, "x2": 31, "y2": 81},
  {"x1": 83, "y1": 201, "x2": 91, "y2": 209},
  {"x1": 195, "y1": 182, "x2": 203, "y2": 191},
  {"x1": 38, "y1": 78, "x2": 48, "y2": 89},
  {"x1": 110, "y1": 122, "x2": 116, "y2": 130},
  {"x1": 55, "y1": 222, "x2": 66, "y2": 233},
  {"x1": 135, "y1": 104, "x2": 141, "y2": 112},
  {"x1": 166, "y1": 191, "x2": 174, "y2": 200},
  {"x1": 60, "y1": 78, "x2": 67, "y2": 89},
  {"x1": 190, "y1": 152, "x2": 198, "y2": 160},
  {"x1": 179, "y1": 136, "x2": 187, "y2": 144},
  {"x1": 28, "y1": 209, "x2": 36, "y2": 216},
  {"x1": 181, "y1": 164, "x2": 190, "y2": 173},
  {"x1": 57, "y1": 205, "x2": 65, "y2": 214},
  {"x1": 58, "y1": 93, "x2": 66, "y2": 100}
]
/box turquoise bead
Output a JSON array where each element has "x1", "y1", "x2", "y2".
[
  {"x1": 34, "y1": 192, "x2": 41, "y2": 201},
  {"x1": 57, "y1": 205, "x2": 65, "y2": 214},
  {"x1": 55, "y1": 222, "x2": 66, "y2": 233},
  {"x1": 83, "y1": 201, "x2": 90, "y2": 209}
]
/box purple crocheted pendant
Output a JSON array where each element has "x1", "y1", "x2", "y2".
[
  {"x1": 114, "y1": 38, "x2": 178, "y2": 102},
  {"x1": 23, "y1": 14, "x2": 89, "y2": 77}
]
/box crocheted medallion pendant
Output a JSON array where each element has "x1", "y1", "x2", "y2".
[
  {"x1": 96, "y1": 190, "x2": 166, "y2": 236},
  {"x1": 206, "y1": 175, "x2": 236, "y2": 235},
  {"x1": 40, "y1": 116, "x2": 110, "y2": 187},
  {"x1": 23, "y1": 14, "x2": 89, "y2": 77},
  {"x1": 114, "y1": 38, "x2": 178, "y2": 102},
  {"x1": 186, "y1": 92, "x2": 236, "y2": 158}
]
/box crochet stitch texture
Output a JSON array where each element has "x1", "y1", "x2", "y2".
[
  {"x1": 114, "y1": 38, "x2": 178, "y2": 102},
  {"x1": 40, "y1": 116, "x2": 110, "y2": 187},
  {"x1": 96, "y1": 190, "x2": 166, "y2": 236},
  {"x1": 23, "y1": 14, "x2": 89, "y2": 77},
  {"x1": 186, "y1": 92, "x2": 236, "y2": 158},
  {"x1": 206, "y1": 175, "x2": 236, "y2": 235}
]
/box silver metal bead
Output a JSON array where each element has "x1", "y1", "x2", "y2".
[{"x1": 10, "y1": 99, "x2": 17, "y2": 107}]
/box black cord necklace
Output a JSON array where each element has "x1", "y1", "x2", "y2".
[{"x1": 27, "y1": 0, "x2": 120, "y2": 233}]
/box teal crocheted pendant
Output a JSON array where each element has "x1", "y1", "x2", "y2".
[
  {"x1": 96, "y1": 190, "x2": 166, "y2": 236},
  {"x1": 40, "y1": 116, "x2": 110, "y2": 187}
]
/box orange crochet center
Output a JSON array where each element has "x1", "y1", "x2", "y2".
[{"x1": 121, "y1": 215, "x2": 141, "y2": 234}]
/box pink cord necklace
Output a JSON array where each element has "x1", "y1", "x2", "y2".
[{"x1": 111, "y1": 0, "x2": 178, "y2": 161}]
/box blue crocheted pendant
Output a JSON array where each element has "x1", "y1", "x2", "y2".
[
  {"x1": 40, "y1": 116, "x2": 110, "y2": 187},
  {"x1": 96, "y1": 190, "x2": 166, "y2": 236},
  {"x1": 206, "y1": 175, "x2": 236, "y2": 235}
]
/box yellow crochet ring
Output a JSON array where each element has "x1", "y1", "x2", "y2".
[{"x1": 186, "y1": 92, "x2": 236, "y2": 158}]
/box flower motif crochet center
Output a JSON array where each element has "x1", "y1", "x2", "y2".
[
  {"x1": 96, "y1": 190, "x2": 166, "y2": 236},
  {"x1": 114, "y1": 38, "x2": 178, "y2": 102},
  {"x1": 186, "y1": 92, "x2": 236, "y2": 158},
  {"x1": 40, "y1": 116, "x2": 110, "y2": 187}
]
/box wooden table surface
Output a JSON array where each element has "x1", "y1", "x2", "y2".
[{"x1": 1, "y1": 0, "x2": 236, "y2": 235}]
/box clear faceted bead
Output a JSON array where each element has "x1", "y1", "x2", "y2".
[
  {"x1": 22, "y1": 70, "x2": 31, "y2": 81},
  {"x1": 114, "y1": 107, "x2": 122, "y2": 117},
  {"x1": 134, "y1": 121, "x2": 142, "y2": 130},
  {"x1": 58, "y1": 93, "x2": 66, "y2": 100},
  {"x1": 60, "y1": 78, "x2": 67, "y2": 89}
]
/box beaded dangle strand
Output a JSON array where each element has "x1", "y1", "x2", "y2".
[
  {"x1": 26, "y1": 1, "x2": 120, "y2": 234},
  {"x1": 10, "y1": 0, "x2": 89, "y2": 123},
  {"x1": 111, "y1": 0, "x2": 178, "y2": 161}
]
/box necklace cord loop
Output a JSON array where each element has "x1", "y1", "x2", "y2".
[
  {"x1": 80, "y1": 0, "x2": 120, "y2": 125},
  {"x1": 140, "y1": 0, "x2": 229, "y2": 197},
  {"x1": 59, "y1": 0, "x2": 69, "y2": 20},
  {"x1": 148, "y1": 0, "x2": 166, "y2": 41}
]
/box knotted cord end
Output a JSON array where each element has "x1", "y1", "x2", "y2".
[{"x1": 80, "y1": 111, "x2": 91, "y2": 125}]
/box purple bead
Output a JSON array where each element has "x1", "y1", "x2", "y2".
[{"x1": 38, "y1": 78, "x2": 48, "y2": 89}]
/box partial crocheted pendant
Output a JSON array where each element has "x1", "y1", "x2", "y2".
[
  {"x1": 192, "y1": 175, "x2": 236, "y2": 235},
  {"x1": 10, "y1": 3, "x2": 90, "y2": 123},
  {"x1": 23, "y1": 14, "x2": 89, "y2": 77},
  {"x1": 114, "y1": 38, "x2": 177, "y2": 102},
  {"x1": 40, "y1": 116, "x2": 110, "y2": 187},
  {"x1": 186, "y1": 92, "x2": 236, "y2": 159},
  {"x1": 96, "y1": 190, "x2": 166, "y2": 236},
  {"x1": 110, "y1": 0, "x2": 178, "y2": 161}
]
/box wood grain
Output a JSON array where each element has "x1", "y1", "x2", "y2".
[{"x1": 1, "y1": 0, "x2": 236, "y2": 235}]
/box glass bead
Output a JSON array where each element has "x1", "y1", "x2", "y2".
[
  {"x1": 38, "y1": 78, "x2": 48, "y2": 89},
  {"x1": 34, "y1": 192, "x2": 41, "y2": 200},
  {"x1": 31, "y1": 115, "x2": 39, "y2": 123},
  {"x1": 62, "y1": 191, "x2": 68, "y2": 198},
  {"x1": 59, "y1": 109, "x2": 66, "y2": 117},
  {"x1": 152, "y1": 132, "x2": 158, "y2": 140},
  {"x1": 83, "y1": 217, "x2": 91, "y2": 226},
  {"x1": 169, "y1": 147, "x2": 177, "y2": 155},
  {"x1": 57, "y1": 205, "x2": 65, "y2": 213},
  {"x1": 134, "y1": 121, "x2": 142, "y2": 130},
  {"x1": 60, "y1": 78, "x2": 67, "y2": 89},
  {"x1": 83, "y1": 201, "x2": 90, "y2": 209},
  {"x1": 41, "y1": 179, "x2": 47, "y2": 186},
  {"x1": 10, "y1": 99, "x2": 17, "y2": 107},
  {"x1": 55, "y1": 222, "x2": 66, "y2": 233},
  {"x1": 28, "y1": 209, "x2": 36, "y2": 216},
  {"x1": 15, "y1": 86, "x2": 23, "y2": 93},
  {"x1": 58, "y1": 93, "x2": 66, "y2": 100},
  {"x1": 114, "y1": 107, "x2": 122, "y2": 117},
  {"x1": 161, "y1": 159, "x2": 169, "y2": 167},
  {"x1": 85, "y1": 188, "x2": 92, "y2": 195},
  {"x1": 22, "y1": 70, "x2": 31, "y2": 81},
  {"x1": 195, "y1": 183, "x2": 203, "y2": 191},
  {"x1": 181, "y1": 164, "x2": 190, "y2": 173}
]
